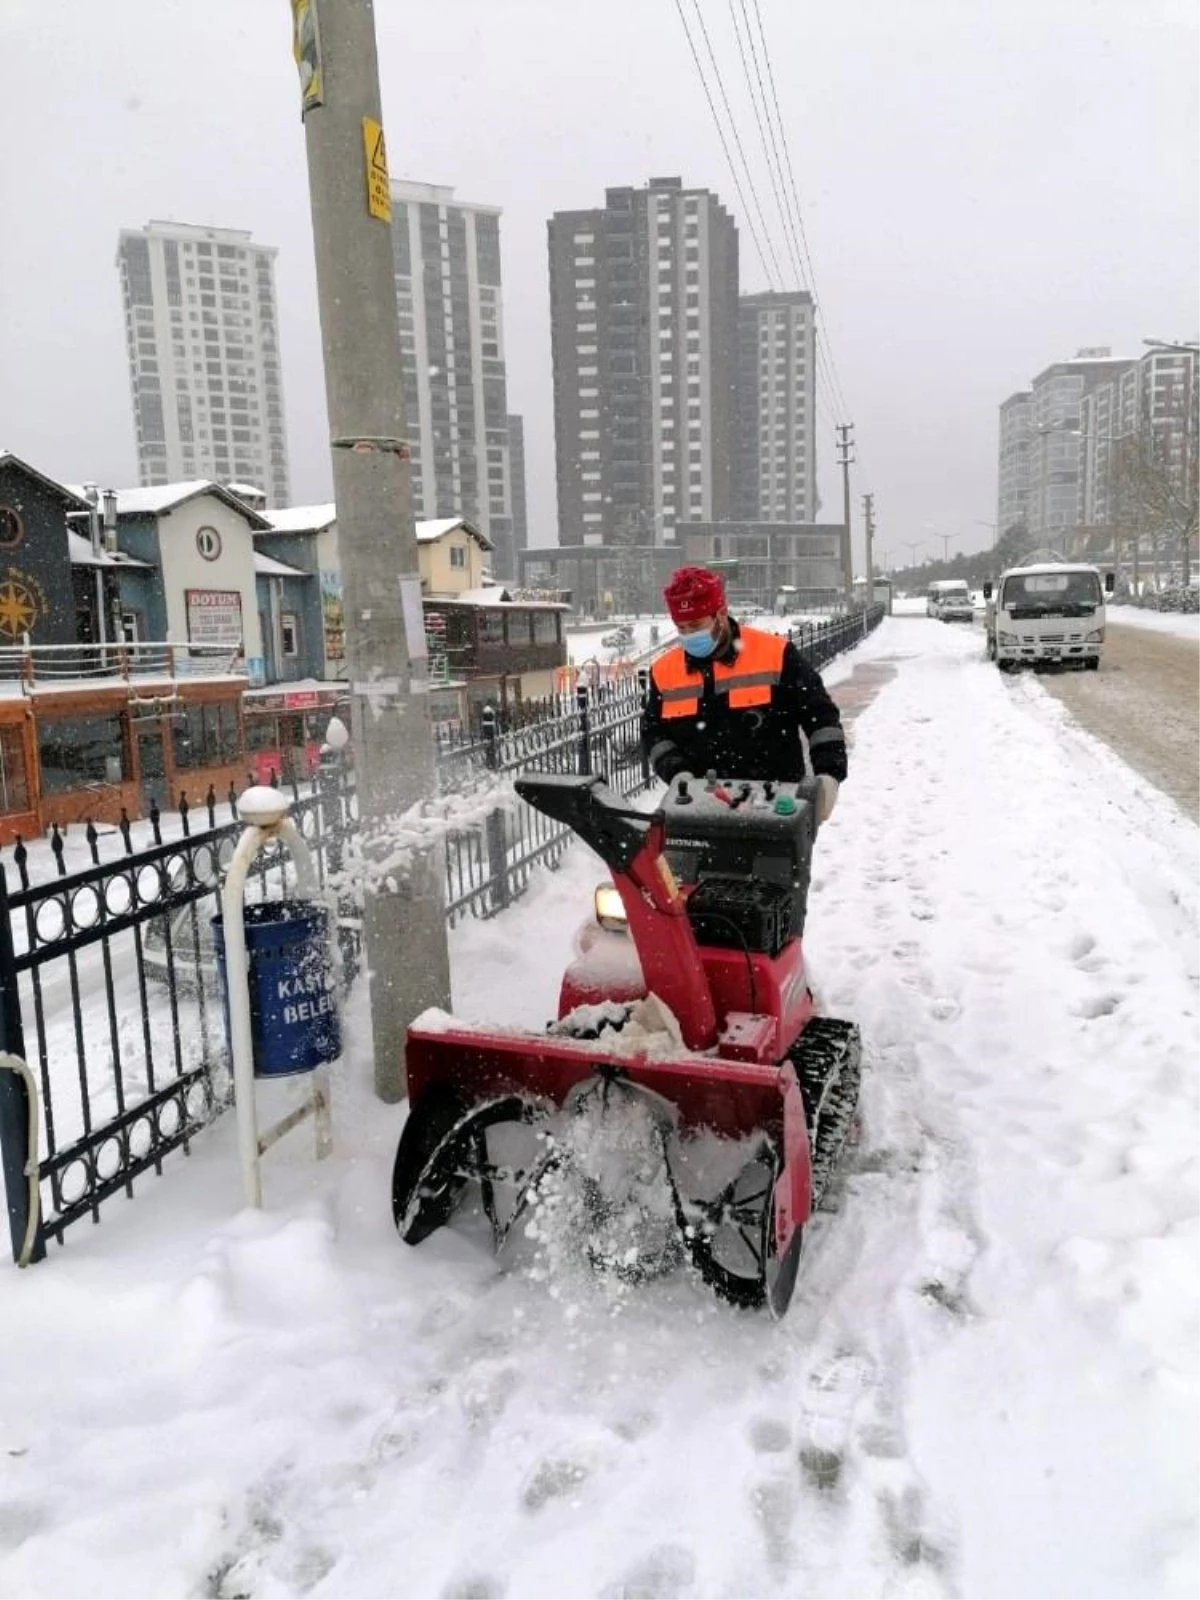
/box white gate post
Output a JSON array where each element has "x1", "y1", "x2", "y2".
[{"x1": 221, "y1": 786, "x2": 335, "y2": 1209}]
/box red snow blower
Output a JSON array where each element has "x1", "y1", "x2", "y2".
[{"x1": 391, "y1": 772, "x2": 861, "y2": 1317}]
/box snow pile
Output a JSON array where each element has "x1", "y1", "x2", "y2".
[{"x1": 1107, "y1": 603, "x2": 1200, "y2": 640}]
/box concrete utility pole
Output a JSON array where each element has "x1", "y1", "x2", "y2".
[
  {"x1": 293, "y1": 0, "x2": 450, "y2": 1101},
  {"x1": 862, "y1": 492, "x2": 875, "y2": 595},
  {"x1": 836, "y1": 423, "x2": 855, "y2": 607}
]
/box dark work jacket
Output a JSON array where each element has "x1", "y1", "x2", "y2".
[{"x1": 642, "y1": 619, "x2": 848, "y2": 785}]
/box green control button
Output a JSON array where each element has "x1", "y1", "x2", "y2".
[{"x1": 774, "y1": 795, "x2": 797, "y2": 814}]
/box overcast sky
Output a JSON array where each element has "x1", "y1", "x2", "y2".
[{"x1": 2, "y1": 0, "x2": 1197, "y2": 569}]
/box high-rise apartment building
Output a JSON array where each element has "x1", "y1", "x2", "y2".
[
  {"x1": 996, "y1": 391, "x2": 1032, "y2": 535},
  {"x1": 507, "y1": 414, "x2": 529, "y2": 556},
  {"x1": 116, "y1": 222, "x2": 289, "y2": 505},
  {"x1": 1079, "y1": 347, "x2": 1197, "y2": 528},
  {"x1": 734, "y1": 291, "x2": 816, "y2": 522},
  {"x1": 1021, "y1": 351, "x2": 1133, "y2": 541},
  {"x1": 390, "y1": 180, "x2": 514, "y2": 576},
  {"x1": 548, "y1": 176, "x2": 739, "y2": 548}
]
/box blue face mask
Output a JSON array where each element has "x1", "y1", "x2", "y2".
[{"x1": 681, "y1": 627, "x2": 718, "y2": 659}]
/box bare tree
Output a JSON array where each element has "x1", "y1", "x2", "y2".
[{"x1": 1109, "y1": 370, "x2": 1199, "y2": 590}]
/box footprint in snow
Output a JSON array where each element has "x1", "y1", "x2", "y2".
[
  {"x1": 748, "y1": 1416, "x2": 792, "y2": 1455},
  {"x1": 440, "y1": 1576, "x2": 508, "y2": 1600},
  {"x1": 1074, "y1": 992, "x2": 1122, "y2": 1019},
  {"x1": 599, "y1": 1544, "x2": 696, "y2": 1600},
  {"x1": 521, "y1": 1456, "x2": 590, "y2": 1512}
]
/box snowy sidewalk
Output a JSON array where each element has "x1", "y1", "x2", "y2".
[{"x1": 0, "y1": 615, "x2": 1196, "y2": 1600}]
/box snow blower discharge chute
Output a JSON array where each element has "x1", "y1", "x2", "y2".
[{"x1": 391, "y1": 772, "x2": 862, "y2": 1317}]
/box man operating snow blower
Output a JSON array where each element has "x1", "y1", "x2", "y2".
[{"x1": 644, "y1": 565, "x2": 848, "y2": 822}]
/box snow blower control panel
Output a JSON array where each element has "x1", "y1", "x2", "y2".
[{"x1": 662, "y1": 774, "x2": 818, "y2": 941}]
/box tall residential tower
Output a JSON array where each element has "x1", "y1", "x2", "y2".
[
  {"x1": 116, "y1": 221, "x2": 289, "y2": 505},
  {"x1": 734, "y1": 291, "x2": 816, "y2": 522},
  {"x1": 389, "y1": 179, "x2": 514, "y2": 575},
  {"x1": 548, "y1": 176, "x2": 739, "y2": 548}
]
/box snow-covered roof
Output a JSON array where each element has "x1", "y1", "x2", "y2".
[
  {"x1": 432, "y1": 585, "x2": 569, "y2": 611},
  {"x1": 65, "y1": 479, "x2": 271, "y2": 528},
  {"x1": 0, "y1": 451, "x2": 90, "y2": 507},
  {"x1": 67, "y1": 530, "x2": 153, "y2": 569},
  {"x1": 254, "y1": 551, "x2": 310, "y2": 579},
  {"x1": 261, "y1": 503, "x2": 337, "y2": 534},
  {"x1": 416, "y1": 516, "x2": 493, "y2": 552}
]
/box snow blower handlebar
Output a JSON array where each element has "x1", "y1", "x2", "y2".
[
  {"x1": 512, "y1": 774, "x2": 651, "y2": 873},
  {"x1": 514, "y1": 774, "x2": 719, "y2": 1051}
]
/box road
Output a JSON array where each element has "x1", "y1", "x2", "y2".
[{"x1": 1033, "y1": 622, "x2": 1199, "y2": 821}]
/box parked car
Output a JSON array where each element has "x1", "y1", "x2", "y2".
[{"x1": 601, "y1": 625, "x2": 635, "y2": 651}]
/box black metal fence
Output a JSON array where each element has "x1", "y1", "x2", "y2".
[{"x1": 0, "y1": 605, "x2": 882, "y2": 1264}]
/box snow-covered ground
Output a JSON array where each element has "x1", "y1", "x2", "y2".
[
  {"x1": 566, "y1": 619, "x2": 674, "y2": 667},
  {"x1": 1106, "y1": 604, "x2": 1200, "y2": 641},
  {"x1": 1, "y1": 618, "x2": 1196, "y2": 1599}
]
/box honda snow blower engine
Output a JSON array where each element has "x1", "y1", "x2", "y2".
[
  {"x1": 662, "y1": 772, "x2": 816, "y2": 947},
  {"x1": 390, "y1": 773, "x2": 861, "y2": 1319}
]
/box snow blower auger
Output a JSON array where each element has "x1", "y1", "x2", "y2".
[{"x1": 391, "y1": 772, "x2": 862, "y2": 1318}]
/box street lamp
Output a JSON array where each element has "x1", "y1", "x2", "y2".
[{"x1": 902, "y1": 540, "x2": 925, "y2": 568}]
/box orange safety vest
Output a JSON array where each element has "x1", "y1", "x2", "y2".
[{"x1": 651, "y1": 627, "x2": 787, "y2": 719}]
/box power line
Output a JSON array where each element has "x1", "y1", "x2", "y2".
[
  {"x1": 688, "y1": 0, "x2": 786, "y2": 288},
  {"x1": 670, "y1": 0, "x2": 778, "y2": 291},
  {"x1": 727, "y1": 0, "x2": 802, "y2": 288},
  {"x1": 748, "y1": 0, "x2": 854, "y2": 424},
  {"x1": 724, "y1": 0, "x2": 846, "y2": 437}
]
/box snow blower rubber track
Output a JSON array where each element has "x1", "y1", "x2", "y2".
[{"x1": 790, "y1": 1017, "x2": 863, "y2": 1208}]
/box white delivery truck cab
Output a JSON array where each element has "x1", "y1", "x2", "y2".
[
  {"x1": 983, "y1": 562, "x2": 1115, "y2": 671},
  {"x1": 926, "y1": 579, "x2": 974, "y2": 622}
]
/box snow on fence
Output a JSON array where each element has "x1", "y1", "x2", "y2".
[{"x1": 0, "y1": 607, "x2": 882, "y2": 1263}]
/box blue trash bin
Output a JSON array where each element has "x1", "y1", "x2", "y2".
[{"x1": 212, "y1": 901, "x2": 341, "y2": 1077}]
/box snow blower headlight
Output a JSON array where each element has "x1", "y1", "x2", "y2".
[{"x1": 594, "y1": 883, "x2": 628, "y2": 931}]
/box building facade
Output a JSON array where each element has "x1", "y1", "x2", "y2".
[
  {"x1": 507, "y1": 413, "x2": 529, "y2": 556},
  {"x1": 520, "y1": 543, "x2": 680, "y2": 618},
  {"x1": 1014, "y1": 351, "x2": 1134, "y2": 543},
  {"x1": 735, "y1": 292, "x2": 816, "y2": 522},
  {"x1": 548, "y1": 176, "x2": 739, "y2": 550},
  {"x1": 389, "y1": 180, "x2": 514, "y2": 577},
  {"x1": 116, "y1": 222, "x2": 290, "y2": 506},
  {"x1": 678, "y1": 521, "x2": 844, "y2": 610},
  {"x1": 1079, "y1": 347, "x2": 1197, "y2": 532},
  {"x1": 996, "y1": 391, "x2": 1032, "y2": 537}
]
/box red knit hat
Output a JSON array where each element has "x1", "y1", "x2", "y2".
[{"x1": 664, "y1": 566, "x2": 726, "y2": 624}]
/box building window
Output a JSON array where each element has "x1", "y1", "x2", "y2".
[
  {"x1": 38, "y1": 715, "x2": 127, "y2": 793},
  {"x1": 478, "y1": 610, "x2": 505, "y2": 645},
  {"x1": 280, "y1": 613, "x2": 300, "y2": 658},
  {"x1": 0, "y1": 505, "x2": 24, "y2": 550},
  {"x1": 449, "y1": 546, "x2": 466, "y2": 569},
  {"x1": 533, "y1": 611, "x2": 559, "y2": 644}
]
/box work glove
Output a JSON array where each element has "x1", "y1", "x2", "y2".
[{"x1": 815, "y1": 774, "x2": 840, "y2": 824}]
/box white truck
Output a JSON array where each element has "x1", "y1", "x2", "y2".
[
  {"x1": 983, "y1": 561, "x2": 1115, "y2": 671},
  {"x1": 926, "y1": 579, "x2": 975, "y2": 622}
]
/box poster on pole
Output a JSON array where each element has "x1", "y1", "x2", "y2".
[
  {"x1": 290, "y1": 0, "x2": 324, "y2": 114},
  {"x1": 186, "y1": 589, "x2": 244, "y2": 648}
]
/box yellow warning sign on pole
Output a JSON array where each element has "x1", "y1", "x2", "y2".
[{"x1": 362, "y1": 117, "x2": 391, "y2": 222}]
